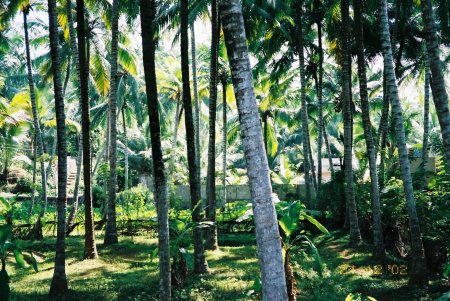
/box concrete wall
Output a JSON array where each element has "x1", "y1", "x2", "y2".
[{"x1": 139, "y1": 175, "x2": 306, "y2": 209}]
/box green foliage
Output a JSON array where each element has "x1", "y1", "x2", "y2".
[
  {"x1": 92, "y1": 185, "x2": 107, "y2": 208},
  {"x1": 11, "y1": 176, "x2": 34, "y2": 194},
  {"x1": 96, "y1": 163, "x2": 110, "y2": 187},
  {"x1": 345, "y1": 293, "x2": 377, "y2": 301},
  {"x1": 276, "y1": 200, "x2": 328, "y2": 278},
  {"x1": 116, "y1": 184, "x2": 149, "y2": 220},
  {"x1": 0, "y1": 205, "x2": 38, "y2": 301}
]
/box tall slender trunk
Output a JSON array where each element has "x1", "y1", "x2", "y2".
[
  {"x1": 222, "y1": 80, "x2": 227, "y2": 205},
  {"x1": 317, "y1": 19, "x2": 323, "y2": 195},
  {"x1": 29, "y1": 134, "x2": 37, "y2": 220},
  {"x1": 45, "y1": 134, "x2": 57, "y2": 190},
  {"x1": 421, "y1": 0, "x2": 450, "y2": 165},
  {"x1": 354, "y1": 0, "x2": 384, "y2": 257},
  {"x1": 180, "y1": 0, "x2": 209, "y2": 274},
  {"x1": 296, "y1": 0, "x2": 313, "y2": 205},
  {"x1": 122, "y1": 106, "x2": 129, "y2": 190},
  {"x1": 48, "y1": 0, "x2": 68, "y2": 295},
  {"x1": 341, "y1": 0, "x2": 361, "y2": 244},
  {"x1": 70, "y1": 0, "x2": 98, "y2": 258},
  {"x1": 323, "y1": 123, "x2": 335, "y2": 179},
  {"x1": 220, "y1": 1, "x2": 288, "y2": 299},
  {"x1": 205, "y1": 0, "x2": 220, "y2": 250},
  {"x1": 421, "y1": 53, "x2": 431, "y2": 190},
  {"x1": 104, "y1": 0, "x2": 119, "y2": 245},
  {"x1": 309, "y1": 141, "x2": 318, "y2": 194},
  {"x1": 44, "y1": 62, "x2": 71, "y2": 197},
  {"x1": 377, "y1": 73, "x2": 389, "y2": 190},
  {"x1": 140, "y1": 1, "x2": 171, "y2": 298},
  {"x1": 170, "y1": 101, "x2": 182, "y2": 183},
  {"x1": 66, "y1": 135, "x2": 83, "y2": 235},
  {"x1": 191, "y1": 24, "x2": 201, "y2": 200},
  {"x1": 93, "y1": 142, "x2": 106, "y2": 178},
  {"x1": 379, "y1": 0, "x2": 428, "y2": 285},
  {"x1": 23, "y1": 9, "x2": 48, "y2": 218}
]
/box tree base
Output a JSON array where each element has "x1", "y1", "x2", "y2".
[
  {"x1": 49, "y1": 276, "x2": 68, "y2": 297},
  {"x1": 33, "y1": 218, "x2": 44, "y2": 241},
  {"x1": 103, "y1": 233, "x2": 118, "y2": 246},
  {"x1": 408, "y1": 258, "x2": 428, "y2": 285}
]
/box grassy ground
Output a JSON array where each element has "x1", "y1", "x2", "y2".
[{"x1": 5, "y1": 231, "x2": 449, "y2": 300}]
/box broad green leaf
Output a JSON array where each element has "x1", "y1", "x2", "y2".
[
  {"x1": 0, "y1": 224, "x2": 12, "y2": 246},
  {"x1": 303, "y1": 213, "x2": 329, "y2": 234},
  {"x1": 279, "y1": 215, "x2": 294, "y2": 238},
  {"x1": 30, "y1": 252, "x2": 38, "y2": 272},
  {"x1": 13, "y1": 250, "x2": 27, "y2": 269}
]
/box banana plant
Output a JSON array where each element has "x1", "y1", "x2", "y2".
[
  {"x1": 0, "y1": 197, "x2": 38, "y2": 301},
  {"x1": 276, "y1": 200, "x2": 329, "y2": 300}
]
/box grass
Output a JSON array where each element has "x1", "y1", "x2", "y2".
[{"x1": 4, "y1": 231, "x2": 449, "y2": 300}]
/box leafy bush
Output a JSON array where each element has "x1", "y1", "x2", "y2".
[
  {"x1": 116, "y1": 184, "x2": 150, "y2": 220},
  {"x1": 92, "y1": 185, "x2": 106, "y2": 208},
  {"x1": 11, "y1": 176, "x2": 34, "y2": 194}
]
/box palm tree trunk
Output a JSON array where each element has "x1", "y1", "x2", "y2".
[
  {"x1": 93, "y1": 142, "x2": 106, "y2": 178},
  {"x1": 122, "y1": 106, "x2": 129, "y2": 191},
  {"x1": 104, "y1": 0, "x2": 119, "y2": 245},
  {"x1": 317, "y1": 18, "x2": 324, "y2": 195},
  {"x1": 170, "y1": 101, "x2": 181, "y2": 182},
  {"x1": 341, "y1": 0, "x2": 361, "y2": 244},
  {"x1": 205, "y1": 0, "x2": 220, "y2": 251},
  {"x1": 70, "y1": 0, "x2": 98, "y2": 258},
  {"x1": 48, "y1": 0, "x2": 68, "y2": 295},
  {"x1": 45, "y1": 134, "x2": 57, "y2": 190},
  {"x1": 309, "y1": 141, "x2": 318, "y2": 194},
  {"x1": 323, "y1": 123, "x2": 335, "y2": 179},
  {"x1": 379, "y1": 0, "x2": 428, "y2": 285},
  {"x1": 296, "y1": 0, "x2": 313, "y2": 205},
  {"x1": 43, "y1": 64, "x2": 71, "y2": 198},
  {"x1": 180, "y1": 0, "x2": 209, "y2": 274},
  {"x1": 354, "y1": 0, "x2": 384, "y2": 257},
  {"x1": 66, "y1": 135, "x2": 83, "y2": 235},
  {"x1": 222, "y1": 80, "x2": 227, "y2": 206},
  {"x1": 23, "y1": 9, "x2": 48, "y2": 218},
  {"x1": 191, "y1": 24, "x2": 201, "y2": 201},
  {"x1": 220, "y1": 1, "x2": 288, "y2": 299},
  {"x1": 377, "y1": 73, "x2": 389, "y2": 190},
  {"x1": 420, "y1": 0, "x2": 450, "y2": 165},
  {"x1": 140, "y1": 0, "x2": 171, "y2": 298},
  {"x1": 420, "y1": 53, "x2": 431, "y2": 190},
  {"x1": 29, "y1": 134, "x2": 37, "y2": 220}
]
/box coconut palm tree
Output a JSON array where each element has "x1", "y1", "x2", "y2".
[
  {"x1": 378, "y1": 0, "x2": 428, "y2": 285},
  {"x1": 296, "y1": 0, "x2": 314, "y2": 205},
  {"x1": 420, "y1": 0, "x2": 450, "y2": 166},
  {"x1": 140, "y1": 0, "x2": 171, "y2": 299},
  {"x1": 205, "y1": 0, "x2": 219, "y2": 251},
  {"x1": 48, "y1": 0, "x2": 69, "y2": 295},
  {"x1": 22, "y1": 4, "x2": 48, "y2": 219},
  {"x1": 219, "y1": 0, "x2": 287, "y2": 299},
  {"x1": 354, "y1": 0, "x2": 383, "y2": 256},
  {"x1": 180, "y1": 0, "x2": 209, "y2": 274},
  {"x1": 191, "y1": 24, "x2": 201, "y2": 206},
  {"x1": 420, "y1": 52, "x2": 431, "y2": 190},
  {"x1": 340, "y1": 0, "x2": 361, "y2": 243},
  {"x1": 104, "y1": 0, "x2": 119, "y2": 246},
  {"x1": 312, "y1": 0, "x2": 324, "y2": 195},
  {"x1": 74, "y1": 0, "x2": 99, "y2": 259}
]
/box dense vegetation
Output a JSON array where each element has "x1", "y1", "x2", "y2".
[{"x1": 0, "y1": 0, "x2": 449, "y2": 300}]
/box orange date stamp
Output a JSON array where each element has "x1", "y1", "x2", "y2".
[{"x1": 344, "y1": 264, "x2": 408, "y2": 275}]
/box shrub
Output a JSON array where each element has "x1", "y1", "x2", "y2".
[
  {"x1": 116, "y1": 184, "x2": 150, "y2": 220},
  {"x1": 92, "y1": 185, "x2": 106, "y2": 208},
  {"x1": 11, "y1": 176, "x2": 34, "y2": 194}
]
